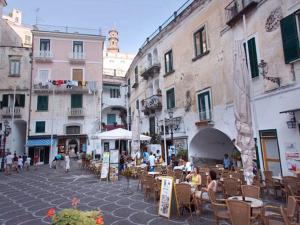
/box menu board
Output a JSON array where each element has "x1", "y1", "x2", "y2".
[
  {"x1": 110, "y1": 149, "x2": 119, "y2": 164},
  {"x1": 109, "y1": 149, "x2": 119, "y2": 181},
  {"x1": 100, "y1": 152, "x2": 110, "y2": 179},
  {"x1": 158, "y1": 176, "x2": 173, "y2": 218}
]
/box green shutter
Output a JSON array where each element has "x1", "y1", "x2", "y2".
[
  {"x1": 37, "y1": 96, "x2": 48, "y2": 111},
  {"x1": 71, "y1": 94, "x2": 82, "y2": 108},
  {"x1": 280, "y1": 14, "x2": 300, "y2": 64},
  {"x1": 20, "y1": 94, "x2": 25, "y2": 107},
  {"x1": 247, "y1": 38, "x2": 259, "y2": 78},
  {"x1": 107, "y1": 114, "x2": 116, "y2": 125},
  {"x1": 36, "y1": 121, "x2": 45, "y2": 133},
  {"x1": 167, "y1": 88, "x2": 175, "y2": 109},
  {"x1": 2, "y1": 94, "x2": 8, "y2": 107},
  {"x1": 170, "y1": 51, "x2": 173, "y2": 71}
]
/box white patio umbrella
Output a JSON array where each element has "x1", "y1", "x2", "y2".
[
  {"x1": 233, "y1": 40, "x2": 256, "y2": 185},
  {"x1": 94, "y1": 128, "x2": 151, "y2": 141}
]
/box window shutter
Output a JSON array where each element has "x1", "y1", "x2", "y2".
[
  {"x1": 2, "y1": 94, "x2": 8, "y2": 107},
  {"x1": 71, "y1": 94, "x2": 82, "y2": 108},
  {"x1": 280, "y1": 14, "x2": 300, "y2": 64},
  {"x1": 20, "y1": 94, "x2": 25, "y2": 107},
  {"x1": 247, "y1": 38, "x2": 259, "y2": 78}
]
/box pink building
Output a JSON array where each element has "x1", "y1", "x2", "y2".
[{"x1": 29, "y1": 27, "x2": 104, "y2": 164}]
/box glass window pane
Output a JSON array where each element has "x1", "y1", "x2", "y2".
[
  {"x1": 202, "y1": 28, "x2": 207, "y2": 53},
  {"x1": 194, "y1": 32, "x2": 201, "y2": 56},
  {"x1": 107, "y1": 114, "x2": 116, "y2": 125}
]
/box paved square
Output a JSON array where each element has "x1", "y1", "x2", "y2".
[{"x1": 0, "y1": 165, "x2": 281, "y2": 225}]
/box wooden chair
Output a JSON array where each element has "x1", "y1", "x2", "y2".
[
  {"x1": 175, "y1": 183, "x2": 192, "y2": 217},
  {"x1": 242, "y1": 185, "x2": 260, "y2": 199},
  {"x1": 282, "y1": 176, "x2": 299, "y2": 201},
  {"x1": 226, "y1": 199, "x2": 258, "y2": 225},
  {"x1": 263, "y1": 171, "x2": 282, "y2": 197},
  {"x1": 223, "y1": 178, "x2": 241, "y2": 198},
  {"x1": 143, "y1": 175, "x2": 157, "y2": 201},
  {"x1": 208, "y1": 189, "x2": 230, "y2": 225},
  {"x1": 174, "y1": 169, "x2": 183, "y2": 181}
]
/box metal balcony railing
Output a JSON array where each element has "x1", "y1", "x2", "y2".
[
  {"x1": 225, "y1": 0, "x2": 258, "y2": 27},
  {"x1": 199, "y1": 110, "x2": 212, "y2": 122},
  {"x1": 140, "y1": 63, "x2": 161, "y2": 80},
  {"x1": 68, "y1": 108, "x2": 84, "y2": 117},
  {"x1": 1, "y1": 107, "x2": 22, "y2": 118},
  {"x1": 34, "y1": 50, "x2": 53, "y2": 59},
  {"x1": 141, "y1": 95, "x2": 162, "y2": 115},
  {"x1": 69, "y1": 52, "x2": 85, "y2": 63}
]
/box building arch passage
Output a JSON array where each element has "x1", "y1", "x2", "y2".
[{"x1": 189, "y1": 128, "x2": 235, "y2": 164}]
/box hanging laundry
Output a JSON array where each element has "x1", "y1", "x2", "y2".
[
  {"x1": 56, "y1": 80, "x2": 64, "y2": 87},
  {"x1": 82, "y1": 81, "x2": 87, "y2": 86},
  {"x1": 78, "y1": 81, "x2": 83, "y2": 87},
  {"x1": 87, "y1": 81, "x2": 97, "y2": 94}
]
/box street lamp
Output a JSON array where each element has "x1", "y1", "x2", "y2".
[
  {"x1": 168, "y1": 109, "x2": 174, "y2": 147},
  {"x1": 1, "y1": 119, "x2": 11, "y2": 157}
]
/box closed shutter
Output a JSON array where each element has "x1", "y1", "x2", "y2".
[
  {"x1": 280, "y1": 14, "x2": 300, "y2": 64},
  {"x1": 72, "y1": 69, "x2": 83, "y2": 81},
  {"x1": 37, "y1": 96, "x2": 48, "y2": 111},
  {"x1": 167, "y1": 88, "x2": 175, "y2": 109},
  {"x1": 247, "y1": 38, "x2": 259, "y2": 78},
  {"x1": 2, "y1": 94, "x2": 8, "y2": 107},
  {"x1": 71, "y1": 94, "x2": 82, "y2": 108},
  {"x1": 19, "y1": 94, "x2": 25, "y2": 107},
  {"x1": 36, "y1": 121, "x2": 45, "y2": 133},
  {"x1": 107, "y1": 114, "x2": 116, "y2": 125}
]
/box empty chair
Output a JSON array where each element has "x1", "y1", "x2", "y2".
[
  {"x1": 208, "y1": 189, "x2": 230, "y2": 225},
  {"x1": 241, "y1": 185, "x2": 260, "y2": 199},
  {"x1": 226, "y1": 199, "x2": 257, "y2": 225},
  {"x1": 223, "y1": 178, "x2": 241, "y2": 198},
  {"x1": 175, "y1": 183, "x2": 192, "y2": 217},
  {"x1": 263, "y1": 171, "x2": 281, "y2": 197}
]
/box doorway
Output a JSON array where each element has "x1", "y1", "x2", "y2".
[
  {"x1": 259, "y1": 130, "x2": 282, "y2": 176},
  {"x1": 68, "y1": 139, "x2": 79, "y2": 155}
]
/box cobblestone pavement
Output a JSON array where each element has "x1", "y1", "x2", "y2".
[{"x1": 0, "y1": 165, "x2": 283, "y2": 225}]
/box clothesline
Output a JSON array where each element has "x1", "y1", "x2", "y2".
[{"x1": 38, "y1": 80, "x2": 98, "y2": 94}]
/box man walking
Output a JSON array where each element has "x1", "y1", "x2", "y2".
[{"x1": 5, "y1": 152, "x2": 13, "y2": 175}]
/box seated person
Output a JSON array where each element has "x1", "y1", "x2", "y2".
[
  {"x1": 186, "y1": 166, "x2": 201, "y2": 190},
  {"x1": 194, "y1": 170, "x2": 218, "y2": 200}
]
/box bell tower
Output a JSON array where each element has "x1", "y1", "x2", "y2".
[{"x1": 107, "y1": 29, "x2": 119, "y2": 53}]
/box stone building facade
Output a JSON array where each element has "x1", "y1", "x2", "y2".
[{"x1": 126, "y1": 0, "x2": 300, "y2": 176}]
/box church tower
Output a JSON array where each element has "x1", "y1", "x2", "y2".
[{"x1": 107, "y1": 29, "x2": 119, "y2": 53}]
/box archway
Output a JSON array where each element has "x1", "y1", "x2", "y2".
[
  {"x1": 189, "y1": 128, "x2": 235, "y2": 165},
  {"x1": 68, "y1": 139, "x2": 79, "y2": 155}
]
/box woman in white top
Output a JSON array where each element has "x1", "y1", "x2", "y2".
[
  {"x1": 194, "y1": 170, "x2": 218, "y2": 214},
  {"x1": 17, "y1": 156, "x2": 23, "y2": 172},
  {"x1": 65, "y1": 153, "x2": 70, "y2": 173}
]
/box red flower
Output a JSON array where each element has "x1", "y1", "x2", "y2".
[
  {"x1": 96, "y1": 216, "x2": 104, "y2": 225},
  {"x1": 46, "y1": 208, "x2": 56, "y2": 218}
]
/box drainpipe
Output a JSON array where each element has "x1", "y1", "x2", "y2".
[
  {"x1": 27, "y1": 35, "x2": 34, "y2": 155},
  {"x1": 10, "y1": 86, "x2": 16, "y2": 153}
]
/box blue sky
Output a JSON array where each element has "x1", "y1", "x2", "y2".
[{"x1": 4, "y1": 0, "x2": 188, "y2": 54}]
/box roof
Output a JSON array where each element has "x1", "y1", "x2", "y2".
[{"x1": 280, "y1": 108, "x2": 300, "y2": 114}]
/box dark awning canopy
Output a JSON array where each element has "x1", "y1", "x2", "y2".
[{"x1": 279, "y1": 108, "x2": 300, "y2": 114}]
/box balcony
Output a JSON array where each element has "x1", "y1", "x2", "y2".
[
  {"x1": 33, "y1": 83, "x2": 94, "y2": 94},
  {"x1": 141, "y1": 95, "x2": 162, "y2": 116},
  {"x1": 225, "y1": 0, "x2": 258, "y2": 27},
  {"x1": 195, "y1": 110, "x2": 214, "y2": 127},
  {"x1": 1, "y1": 107, "x2": 22, "y2": 118},
  {"x1": 140, "y1": 63, "x2": 161, "y2": 80},
  {"x1": 34, "y1": 51, "x2": 53, "y2": 62},
  {"x1": 102, "y1": 124, "x2": 126, "y2": 132},
  {"x1": 69, "y1": 52, "x2": 86, "y2": 64},
  {"x1": 68, "y1": 108, "x2": 85, "y2": 118}
]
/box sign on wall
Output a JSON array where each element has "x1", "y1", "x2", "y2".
[{"x1": 158, "y1": 176, "x2": 173, "y2": 218}]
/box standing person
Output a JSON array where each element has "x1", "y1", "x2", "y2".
[
  {"x1": 143, "y1": 150, "x2": 149, "y2": 164},
  {"x1": 17, "y1": 156, "x2": 23, "y2": 173},
  {"x1": 5, "y1": 152, "x2": 13, "y2": 175},
  {"x1": 22, "y1": 153, "x2": 27, "y2": 166},
  {"x1": 13, "y1": 152, "x2": 18, "y2": 172},
  {"x1": 0, "y1": 153, "x2": 5, "y2": 172},
  {"x1": 25, "y1": 156, "x2": 31, "y2": 171},
  {"x1": 148, "y1": 152, "x2": 155, "y2": 172},
  {"x1": 33, "y1": 153, "x2": 39, "y2": 170},
  {"x1": 119, "y1": 153, "x2": 125, "y2": 172},
  {"x1": 223, "y1": 154, "x2": 231, "y2": 170},
  {"x1": 65, "y1": 152, "x2": 70, "y2": 173}
]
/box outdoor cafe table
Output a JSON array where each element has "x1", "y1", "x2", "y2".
[
  {"x1": 272, "y1": 176, "x2": 282, "y2": 181},
  {"x1": 228, "y1": 196, "x2": 263, "y2": 208}
]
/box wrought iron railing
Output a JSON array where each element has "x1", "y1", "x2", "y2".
[
  {"x1": 225, "y1": 0, "x2": 258, "y2": 25},
  {"x1": 68, "y1": 108, "x2": 85, "y2": 117},
  {"x1": 69, "y1": 52, "x2": 85, "y2": 60},
  {"x1": 142, "y1": 95, "x2": 162, "y2": 112},
  {"x1": 1, "y1": 107, "x2": 22, "y2": 117},
  {"x1": 34, "y1": 50, "x2": 53, "y2": 59}
]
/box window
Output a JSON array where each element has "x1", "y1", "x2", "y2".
[
  {"x1": 66, "y1": 126, "x2": 80, "y2": 134},
  {"x1": 166, "y1": 88, "x2": 175, "y2": 109},
  {"x1": 135, "y1": 66, "x2": 138, "y2": 83},
  {"x1": 37, "y1": 96, "x2": 48, "y2": 111},
  {"x1": 164, "y1": 50, "x2": 173, "y2": 74},
  {"x1": 9, "y1": 59, "x2": 20, "y2": 76},
  {"x1": 72, "y1": 69, "x2": 83, "y2": 81},
  {"x1": 127, "y1": 79, "x2": 131, "y2": 95},
  {"x1": 243, "y1": 37, "x2": 259, "y2": 78},
  {"x1": 197, "y1": 89, "x2": 212, "y2": 121},
  {"x1": 14, "y1": 94, "x2": 25, "y2": 107},
  {"x1": 149, "y1": 117, "x2": 155, "y2": 135},
  {"x1": 194, "y1": 26, "x2": 208, "y2": 58},
  {"x1": 107, "y1": 114, "x2": 116, "y2": 125},
  {"x1": 110, "y1": 88, "x2": 120, "y2": 98},
  {"x1": 25, "y1": 35, "x2": 31, "y2": 45},
  {"x1": 71, "y1": 94, "x2": 82, "y2": 108},
  {"x1": 40, "y1": 39, "x2": 50, "y2": 51},
  {"x1": 280, "y1": 13, "x2": 300, "y2": 64},
  {"x1": 1, "y1": 94, "x2": 8, "y2": 107},
  {"x1": 35, "y1": 121, "x2": 45, "y2": 133},
  {"x1": 136, "y1": 99, "x2": 139, "y2": 110},
  {"x1": 73, "y1": 41, "x2": 83, "y2": 53},
  {"x1": 38, "y1": 70, "x2": 49, "y2": 83}
]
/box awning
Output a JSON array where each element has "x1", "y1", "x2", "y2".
[
  {"x1": 26, "y1": 138, "x2": 55, "y2": 147},
  {"x1": 280, "y1": 108, "x2": 300, "y2": 114}
]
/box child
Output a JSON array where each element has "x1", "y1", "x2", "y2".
[
  {"x1": 17, "y1": 156, "x2": 23, "y2": 172},
  {"x1": 25, "y1": 157, "x2": 31, "y2": 171}
]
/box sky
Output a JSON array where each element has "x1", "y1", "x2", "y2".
[{"x1": 4, "y1": 0, "x2": 188, "y2": 54}]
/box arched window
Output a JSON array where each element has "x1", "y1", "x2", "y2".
[{"x1": 66, "y1": 126, "x2": 80, "y2": 134}]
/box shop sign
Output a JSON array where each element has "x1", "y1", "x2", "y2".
[{"x1": 101, "y1": 152, "x2": 110, "y2": 179}]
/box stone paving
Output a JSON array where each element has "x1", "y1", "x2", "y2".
[{"x1": 0, "y1": 165, "x2": 283, "y2": 225}]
